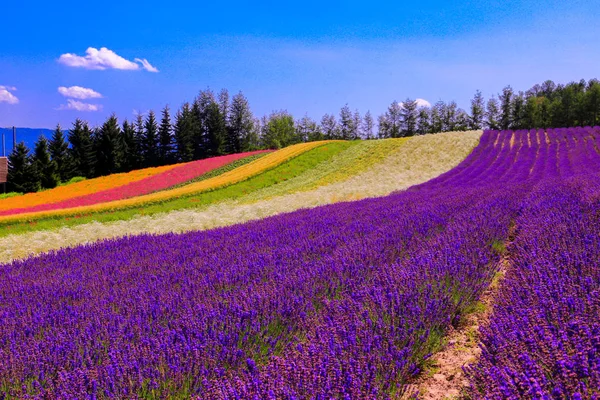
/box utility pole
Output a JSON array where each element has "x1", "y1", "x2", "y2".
[{"x1": 12, "y1": 126, "x2": 16, "y2": 148}]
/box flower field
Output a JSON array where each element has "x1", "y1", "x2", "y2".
[
  {"x1": 0, "y1": 128, "x2": 599, "y2": 397},
  {"x1": 0, "y1": 132, "x2": 478, "y2": 262},
  {"x1": 0, "y1": 150, "x2": 270, "y2": 217},
  {"x1": 0, "y1": 163, "x2": 179, "y2": 212},
  {"x1": 0, "y1": 141, "x2": 327, "y2": 224}
]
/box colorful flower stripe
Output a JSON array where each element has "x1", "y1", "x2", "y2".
[
  {"x1": 0, "y1": 163, "x2": 180, "y2": 212},
  {"x1": 0, "y1": 131, "x2": 480, "y2": 262},
  {"x1": 242, "y1": 138, "x2": 407, "y2": 201},
  {"x1": 0, "y1": 150, "x2": 271, "y2": 217},
  {"x1": 0, "y1": 141, "x2": 331, "y2": 223},
  {"x1": 3, "y1": 128, "x2": 598, "y2": 397}
]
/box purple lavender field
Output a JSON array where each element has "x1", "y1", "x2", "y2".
[{"x1": 1, "y1": 128, "x2": 599, "y2": 398}]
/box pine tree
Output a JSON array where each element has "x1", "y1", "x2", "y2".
[
  {"x1": 174, "y1": 104, "x2": 195, "y2": 162},
  {"x1": 218, "y1": 88, "x2": 230, "y2": 124},
  {"x1": 430, "y1": 101, "x2": 444, "y2": 133},
  {"x1": 7, "y1": 142, "x2": 38, "y2": 193},
  {"x1": 133, "y1": 114, "x2": 145, "y2": 169},
  {"x1": 362, "y1": 111, "x2": 374, "y2": 139},
  {"x1": 511, "y1": 92, "x2": 526, "y2": 130},
  {"x1": 48, "y1": 124, "x2": 72, "y2": 182},
  {"x1": 441, "y1": 101, "x2": 459, "y2": 132},
  {"x1": 400, "y1": 98, "x2": 418, "y2": 137},
  {"x1": 68, "y1": 119, "x2": 95, "y2": 178},
  {"x1": 320, "y1": 114, "x2": 338, "y2": 139},
  {"x1": 192, "y1": 89, "x2": 215, "y2": 159},
  {"x1": 121, "y1": 120, "x2": 138, "y2": 171},
  {"x1": 205, "y1": 102, "x2": 227, "y2": 156},
  {"x1": 95, "y1": 114, "x2": 123, "y2": 176},
  {"x1": 377, "y1": 114, "x2": 389, "y2": 138},
  {"x1": 339, "y1": 104, "x2": 354, "y2": 140},
  {"x1": 455, "y1": 110, "x2": 470, "y2": 131},
  {"x1": 381, "y1": 101, "x2": 402, "y2": 138},
  {"x1": 296, "y1": 115, "x2": 321, "y2": 142},
  {"x1": 417, "y1": 108, "x2": 430, "y2": 135},
  {"x1": 470, "y1": 90, "x2": 485, "y2": 130},
  {"x1": 33, "y1": 135, "x2": 59, "y2": 189},
  {"x1": 499, "y1": 85, "x2": 513, "y2": 130},
  {"x1": 143, "y1": 111, "x2": 159, "y2": 167},
  {"x1": 486, "y1": 96, "x2": 501, "y2": 130},
  {"x1": 158, "y1": 106, "x2": 174, "y2": 165},
  {"x1": 228, "y1": 92, "x2": 253, "y2": 153},
  {"x1": 352, "y1": 110, "x2": 361, "y2": 140}
]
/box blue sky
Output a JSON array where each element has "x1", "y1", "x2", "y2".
[{"x1": 1, "y1": 0, "x2": 599, "y2": 128}]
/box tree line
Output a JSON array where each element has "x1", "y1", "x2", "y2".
[{"x1": 6, "y1": 79, "x2": 600, "y2": 193}]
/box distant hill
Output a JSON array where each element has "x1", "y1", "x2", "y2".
[{"x1": 0, "y1": 128, "x2": 56, "y2": 156}]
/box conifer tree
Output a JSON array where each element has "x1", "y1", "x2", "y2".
[
  {"x1": 441, "y1": 101, "x2": 459, "y2": 132},
  {"x1": 380, "y1": 101, "x2": 402, "y2": 138},
  {"x1": 417, "y1": 108, "x2": 430, "y2": 135},
  {"x1": 297, "y1": 115, "x2": 322, "y2": 142},
  {"x1": 486, "y1": 96, "x2": 501, "y2": 130},
  {"x1": 339, "y1": 104, "x2": 355, "y2": 140},
  {"x1": 158, "y1": 106, "x2": 174, "y2": 165},
  {"x1": 134, "y1": 114, "x2": 145, "y2": 168},
  {"x1": 95, "y1": 114, "x2": 123, "y2": 176},
  {"x1": 377, "y1": 114, "x2": 389, "y2": 138},
  {"x1": 400, "y1": 98, "x2": 418, "y2": 137},
  {"x1": 218, "y1": 89, "x2": 230, "y2": 124},
  {"x1": 499, "y1": 85, "x2": 514, "y2": 130},
  {"x1": 121, "y1": 120, "x2": 138, "y2": 172},
  {"x1": 352, "y1": 110, "x2": 361, "y2": 140},
  {"x1": 192, "y1": 89, "x2": 216, "y2": 159},
  {"x1": 511, "y1": 92, "x2": 526, "y2": 130},
  {"x1": 175, "y1": 103, "x2": 195, "y2": 162},
  {"x1": 143, "y1": 111, "x2": 159, "y2": 167},
  {"x1": 7, "y1": 142, "x2": 38, "y2": 193},
  {"x1": 69, "y1": 119, "x2": 95, "y2": 178},
  {"x1": 320, "y1": 114, "x2": 338, "y2": 139},
  {"x1": 362, "y1": 111, "x2": 374, "y2": 139},
  {"x1": 33, "y1": 135, "x2": 59, "y2": 189},
  {"x1": 228, "y1": 92, "x2": 253, "y2": 153},
  {"x1": 48, "y1": 124, "x2": 72, "y2": 182},
  {"x1": 430, "y1": 101, "x2": 444, "y2": 133},
  {"x1": 205, "y1": 102, "x2": 227, "y2": 156},
  {"x1": 469, "y1": 90, "x2": 485, "y2": 130}
]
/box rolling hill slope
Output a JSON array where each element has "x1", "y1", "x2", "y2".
[
  {"x1": 2, "y1": 128, "x2": 599, "y2": 398},
  {"x1": 1, "y1": 131, "x2": 481, "y2": 262}
]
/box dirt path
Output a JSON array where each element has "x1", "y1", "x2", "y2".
[{"x1": 402, "y1": 230, "x2": 515, "y2": 399}]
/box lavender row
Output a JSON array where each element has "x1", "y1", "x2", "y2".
[
  {"x1": 1, "y1": 127, "x2": 599, "y2": 398},
  {"x1": 467, "y1": 175, "x2": 600, "y2": 398}
]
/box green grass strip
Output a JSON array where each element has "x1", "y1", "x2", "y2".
[{"x1": 242, "y1": 138, "x2": 405, "y2": 202}]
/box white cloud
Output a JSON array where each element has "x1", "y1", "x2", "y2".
[
  {"x1": 58, "y1": 47, "x2": 158, "y2": 72},
  {"x1": 0, "y1": 85, "x2": 19, "y2": 104},
  {"x1": 58, "y1": 86, "x2": 103, "y2": 99},
  {"x1": 399, "y1": 98, "x2": 432, "y2": 109},
  {"x1": 134, "y1": 58, "x2": 159, "y2": 73},
  {"x1": 57, "y1": 99, "x2": 102, "y2": 112}
]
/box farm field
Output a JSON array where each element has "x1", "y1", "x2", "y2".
[
  {"x1": 1, "y1": 128, "x2": 599, "y2": 398},
  {"x1": 0, "y1": 131, "x2": 480, "y2": 262}
]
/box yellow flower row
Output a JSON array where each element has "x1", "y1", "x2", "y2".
[
  {"x1": 0, "y1": 141, "x2": 331, "y2": 224},
  {"x1": 0, "y1": 163, "x2": 181, "y2": 212}
]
